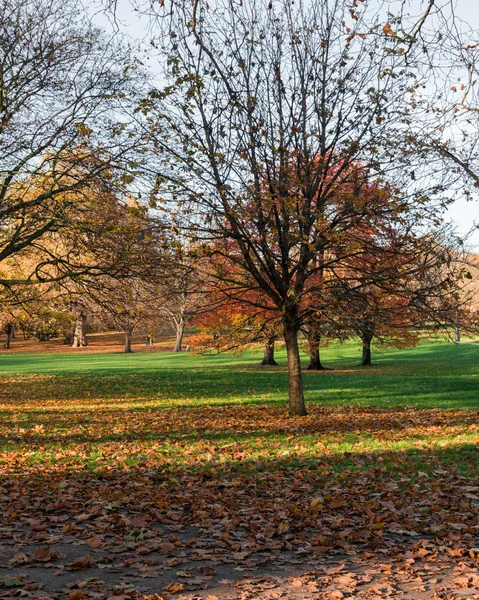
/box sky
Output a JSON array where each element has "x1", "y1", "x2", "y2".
[
  {"x1": 85, "y1": 0, "x2": 479, "y2": 251},
  {"x1": 442, "y1": 0, "x2": 479, "y2": 250}
]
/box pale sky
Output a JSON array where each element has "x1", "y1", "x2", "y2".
[{"x1": 86, "y1": 0, "x2": 479, "y2": 250}]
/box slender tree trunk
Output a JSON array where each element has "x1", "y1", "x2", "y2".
[
  {"x1": 261, "y1": 336, "x2": 278, "y2": 365},
  {"x1": 283, "y1": 318, "x2": 307, "y2": 416},
  {"x1": 361, "y1": 333, "x2": 373, "y2": 366},
  {"x1": 125, "y1": 328, "x2": 133, "y2": 353},
  {"x1": 455, "y1": 325, "x2": 461, "y2": 344},
  {"x1": 71, "y1": 312, "x2": 88, "y2": 348},
  {"x1": 173, "y1": 319, "x2": 185, "y2": 352},
  {"x1": 4, "y1": 324, "x2": 13, "y2": 349},
  {"x1": 307, "y1": 327, "x2": 325, "y2": 370}
]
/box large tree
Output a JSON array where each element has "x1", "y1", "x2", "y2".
[
  {"x1": 144, "y1": 0, "x2": 463, "y2": 414},
  {"x1": 0, "y1": 0, "x2": 142, "y2": 289}
]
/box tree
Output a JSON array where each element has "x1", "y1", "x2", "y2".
[
  {"x1": 0, "y1": 0, "x2": 142, "y2": 290},
  {"x1": 144, "y1": 0, "x2": 463, "y2": 415},
  {"x1": 157, "y1": 248, "x2": 203, "y2": 352}
]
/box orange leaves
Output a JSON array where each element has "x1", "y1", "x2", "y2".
[
  {"x1": 33, "y1": 547, "x2": 61, "y2": 562},
  {"x1": 66, "y1": 555, "x2": 94, "y2": 570},
  {"x1": 85, "y1": 536, "x2": 104, "y2": 548},
  {"x1": 382, "y1": 22, "x2": 395, "y2": 36},
  {"x1": 69, "y1": 591, "x2": 87, "y2": 600},
  {"x1": 310, "y1": 496, "x2": 324, "y2": 512},
  {"x1": 162, "y1": 582, "x2": 184, "y2": 593},
  {"x1": 158, "y1": 541, "x2": 176, "y2": 553}
]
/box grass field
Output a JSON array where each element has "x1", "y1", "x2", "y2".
[
  {"x1": 0, "y1": 339, "x2": 478, "y2": 475},
  {"x1": 1, "y1": 339, "x2": 479, "y2": 598}
]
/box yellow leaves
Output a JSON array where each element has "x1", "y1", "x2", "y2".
[
  {"x1": 310, "y1": 497, "x2": 323, "y2": 511},
  {"x1": 74, "y1": 122, "x2": 93, "y2": 136},
  {"x1": 382, "y1": 22, "x2": 395, "y2": 36},
  {"x1": 0, "y1": 576, "x2": 24, "y2": 587}
]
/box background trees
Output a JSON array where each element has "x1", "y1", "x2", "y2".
[{"x1": 0, "y1": 0, "x2": 142, "y2": 290}]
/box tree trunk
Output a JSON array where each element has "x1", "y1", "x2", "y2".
[
  {"x1": 125, "y1": 328, "x2": 133, "y2": 353},
  {"x1": 307, "y1": 328, "x2": 325, "y2": 370},
  {"x1": 361, "y1": 333, "x2": 373, "y2": 366},
  {"x1": 71, "y1": 312, "x2": 88, "y2": 348},
  {"x1": 455, "y1": 325, "x2": 461, "y2": 344},
  {"x1": 173, "y1": 320, "x2": 185, "y2": 352},
  {"x1": 283, "y1": 319, "x2": 307, "y2": 416},
  {"x1": 4, "y1": 324, "x2": 13, "y2": 349},
  {"x1": 261, "y1": 336, "x2": 278, "y2": 365}
]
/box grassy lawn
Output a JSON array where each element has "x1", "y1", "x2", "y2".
[{"x1": 0, "y1": 339, "x2": 478, "y2": 477}]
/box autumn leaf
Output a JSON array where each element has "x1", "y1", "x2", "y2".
[
  {"x1": 382, "y1": 22, "x2": 395, "y2": 35},
  {"x1": 69, "y1": 591, "x2": 87, "y2": 600},
  {"x1": 34, "y1": 547, "x2": 60, "y2": 562},
  {"x1": 198, "y1": 565, "x2": 217, "y2": 576},
  {"x1": 85, "y1": 536, "x2": 104, "y2": 548},
  {"x1": 162, "y1": 582, "x2": 184, "y2": 593},
  {"x1": 0, "y1": 576, "x2": 23, "y2": 587},
  {"x1": 158, "y1": 542, "x2": 176, "y2": 552},
  {"x1": 66, "y1": 555, "x2": 94, "y2": 570}
]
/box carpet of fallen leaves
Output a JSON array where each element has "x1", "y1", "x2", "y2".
[{"x1": 1, "y1": 371, "x2": 479, "y2": 599}]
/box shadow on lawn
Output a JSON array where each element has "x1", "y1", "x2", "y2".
[
  {"x1": 1, "y1": 404, "x2": 479, "y2": 467},
  {"x1": 1, "y1": 443, "x2": 479, "y2": 513},
  {"x1": 0, "y1": 361, "x2": 477, "y2": 410}
]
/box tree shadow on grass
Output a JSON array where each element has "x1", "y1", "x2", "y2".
[
  {"x1": 1, "y1": 444, "x2": 479, "y2": 540},
  {"x1": 1, "y1": 403, "x2": 478, "y2": 449},
  {"x1": 0, "y1": 359, "x2": 477, "y2": 410}
]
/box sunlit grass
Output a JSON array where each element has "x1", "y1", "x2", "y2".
[{"x1": 0, "y1": 339, "x2": 478, "y2": 481}]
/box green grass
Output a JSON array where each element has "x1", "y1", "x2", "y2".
[
  {"x1": 0, "y1": 339, "x2": 477, "y2": 409},
  {"x1": 0, "y1": 339, "x2": 478, "y2": 480}
]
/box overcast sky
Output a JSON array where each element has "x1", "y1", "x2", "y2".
[{"x1": 86, "y1": 0, "x2": 479, "y2": 250}]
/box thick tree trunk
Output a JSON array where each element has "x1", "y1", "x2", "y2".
[
  {"x1": 4, "y1": 324, "x2": 13, "y2": 349},
  {"x1": 125, "y1": 328, "x2": 133, "y2": 353},
  {"x1": 307, "y1": 345, "x2": 325, "y2": 370},
  {"x1": 261, "y1": 337, "x2": 278, "y2": 365},
  {"x1": 307, "y1": 328, "x2": 325, "y2": 370},
  {"x1": 455, "y1": 325, "x2": 461, "y2": 344},
  {"x1": 71, "y1": 312, "x2": 88, "y2": 348},
  {"x1": 283, "y1": 319, "x2": 307, "y2": 416},
  {"x1": 173, "y1": 320, "x2": 185, "y2": 352},
  {"x1": 361, "y1": 333, "x2": 373, "y2": 366}
]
